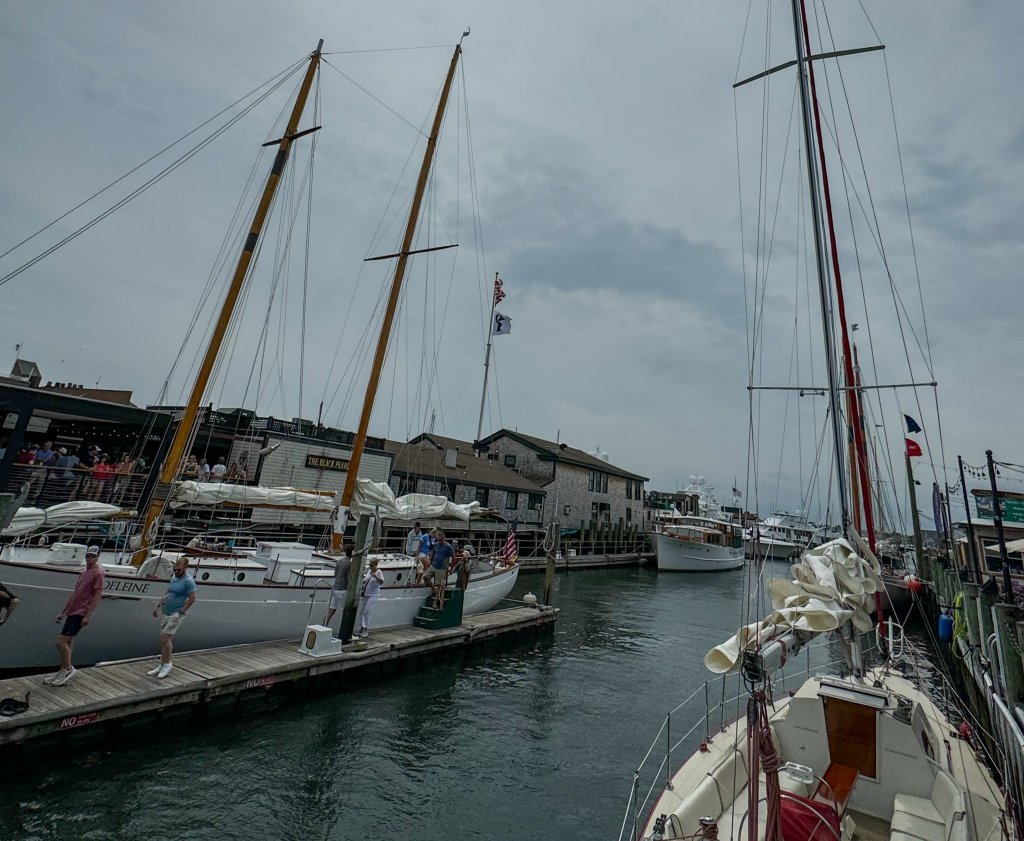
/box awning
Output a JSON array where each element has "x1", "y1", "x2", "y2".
[{"x1": 985, "y1": 538, "x2": 1024, "y2": 555}]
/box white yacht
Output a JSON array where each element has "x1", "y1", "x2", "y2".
[{"x1": 653, "y1": 478, "x2": 744, "y2": 572}]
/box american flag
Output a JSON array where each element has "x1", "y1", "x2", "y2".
[
  {"x1": 494, "y1": 275, "x2": 506, "y2": 305},
  {"x1": 503, "y1": 518, "x2": 519, "y2": 565}
]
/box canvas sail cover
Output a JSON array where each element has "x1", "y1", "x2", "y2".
[
  {"x1": 350, "y1": 478, "x2": 482, "y2": 522},
  {"x1": 168, "y1": 481, "x2": 336, "y2": 512},
  {"x1": 705, "y1": 534, "x2": 882, "y2": 674},
  {"x1": 1, "y1": 501, "x2": 128, "y2": 536}
]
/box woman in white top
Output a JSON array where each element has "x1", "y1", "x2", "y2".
[{"x1": 357, "y1": 558, "x2": 385, "y2": 639}]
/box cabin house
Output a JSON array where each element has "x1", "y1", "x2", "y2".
[
  {"x1": 474, "y1": 429, "x2": 648, "y2": 528},
  {"x1": 386, "y1": 433, "x2": 547, "y2": 528}
]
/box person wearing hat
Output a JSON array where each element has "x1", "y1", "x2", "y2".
[
  {"x1": 148, "y1": 556, "x2": 196, "y2": 679},
  {"x1": 46, "y1": 545, "x2": 105, "y2": 687}
]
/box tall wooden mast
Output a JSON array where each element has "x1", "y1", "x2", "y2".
[
  {"x1": 134, "y1": 40, "x2": 324, "y2": 563},
  {"x1": 331, "y1": 36, "x2": 465, "y2": 552}
]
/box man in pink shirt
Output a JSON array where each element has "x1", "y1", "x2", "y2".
[{"x1": 45, "y1": 545, "x2": 105, "y2": 687}]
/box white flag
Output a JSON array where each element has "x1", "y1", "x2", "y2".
[{"x1": 492, "y1": 311, "x2": 511, "y2": 335}]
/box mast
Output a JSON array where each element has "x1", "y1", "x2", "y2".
[
  {"x1": 789, "y1": 0, "x2": 850, "y2": 535},
  {"x1": 332, "y1": 35, "x2": 466, "y2": 553},
  {"x1": 795, "y1": 0, "x2": 877, "y2": 552},
  {"x1": 474, "y1": 271, "x2": 499, "y2": 452},
  {"x1": 134, "y1": 40, "x2": 324, "y2": 564},
  {"x1": 906, "y1": 451, "x2": 925, "y2": 575}
]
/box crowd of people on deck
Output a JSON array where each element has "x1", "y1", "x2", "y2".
[
  {"x1": 0, "y1": 439, "x2": 147, "y2": 507},
  {"x1": 0, "y1": 439, "x2": 251, "y2": 508}
]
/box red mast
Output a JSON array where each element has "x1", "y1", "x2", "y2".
[{"x1": 797, "y1": 0, "x2": 877, "y2": 554}]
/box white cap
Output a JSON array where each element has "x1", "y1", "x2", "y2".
[{"x1": 86, "y1": 545, "x2": 100, "y2": 556}]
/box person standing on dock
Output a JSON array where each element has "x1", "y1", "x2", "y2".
[
  {"x1": 405, "y1": 522, "x2": 423, "y2": 586},
  {"x1": 356, "y1": 557, "x2": 385, "y2": 639},
  {"x1": 324, "y1": 543, "x2": 354, "y2": 628},
  {"x1": 427, "y1": 531, "x2": 454, "y2": 609},
  {"x1": 148, "y1": 557, "x2": 196, "y2": 679},
  {"x1": 46, "y1": 546, "x2": 105, "y2": 687}
]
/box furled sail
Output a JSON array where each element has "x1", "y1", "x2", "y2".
[
  {"x1": 1, "y1": 501, "x2": 129, "y2": 536},
  {"x1": 351, "y1": 478, "x2": 482, "y2": 522},
  {"x1": 168, "y1": 481, "x2": 336, "y2": 512},
  {"x1": 705, "y1": 534, "x2": 882, "y2": 674}
]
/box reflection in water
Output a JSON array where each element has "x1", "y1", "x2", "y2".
[{"x1": 0, "y1": 565, "x2": 940, "y2": 841}]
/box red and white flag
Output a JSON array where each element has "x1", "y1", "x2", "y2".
[
  {"x1": 905, "y1": 438, "x2": 922, "y2": 458},
  {"x1": 493, "y1": 275, "x2": 506, "y2": 305},
  {"x1": 503, "y1": 518, "x2": 519, "y2": 566}
]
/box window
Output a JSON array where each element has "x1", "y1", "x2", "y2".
[
  {"x1": 487, "y1": 453, "x2": 498, "y2": 461},
  {"x1": 602, "y1": 473, "x2": 608, "y2": 494},
  {"x1": 599, "y1": 502, "x2": 611, "y2": 523},
  {"x1": 626, "y1": 508, "x2": 632, "y2": 523},
  {"x1": 590, "y1": 469, "x2": 607, "y2": 494},
  {"x1": 504, "y1": 454, "x2": 516, "y2": 468},
  {"x1": 474, "y1": 487, "x2": 490, "y2": 506},
  {"x1": 506, "y1": 491, "x2": 519, "y2": 509},
  {"x1": 626, "y1": 480, "x2": 631, "y2": 500},
  {"x1": 528, "y1": 493, "x2": 543, "y2": 511},
  {"x1": 396, "y1": 475, "x2": 416, "y2": 496},
  {"x1": 591, "y1": 502, "x2": 599, "y2": 521},
  {"x1": 588, "y1": 471, "x2": 595, "y2": 492}
]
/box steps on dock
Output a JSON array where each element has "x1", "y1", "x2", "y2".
[{"x1": 413, "y1": 588, "x2": 465, "y2": 630}]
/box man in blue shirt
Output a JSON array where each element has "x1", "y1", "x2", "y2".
[
  {"x1": 427, "y1": 531, "x2": 455, "y2": 609},
  {"x1": 149, "y1": 557, "x2": 196, "y2": 679}
]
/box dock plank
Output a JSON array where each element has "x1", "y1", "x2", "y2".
[{"x1": 0, "y1": 607, "x2": 557, "y2": 748}]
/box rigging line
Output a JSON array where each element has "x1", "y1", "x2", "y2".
[
  {"x1": 176, "y1": 68, "x2": 305, "y2": 408},
  {"x1": 319, "y1": 56, "x2": 426, "y2": 138},
  {"x1": 317, "y1": 86, "x2": 433, "y2": 410},
  {"x1": 0, "y1": 66, "x2": 303, "y2": 290},
  {"x1": 298, "y1": 74, "x2": 321, "y2": 423},
  {"x1": 461, "y1": 60, "x2": 492, "y2": 352},
  {"x1": 322, "y1": 44, "x2": 453, "y2": 55},
  {"x1": 0, "y1": 56, "x2": 306, "y2": 264},
  {"x1": 807, "y1": 21, "x2": 940, "y2": 495},
  {"x1": 882, "y1": 50, "x2": 933, "y2": 371},
  {"x1": 159, "y1": 69, "x2": 306, "y2": 405}
]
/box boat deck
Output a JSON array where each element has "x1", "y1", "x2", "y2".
[{"x1": 0, "y1": 605, "x2": 556, "y2": 750}]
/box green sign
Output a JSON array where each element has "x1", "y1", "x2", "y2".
[{"x1": 974, "y1": 492, "x2": 1024, "y2": 524}]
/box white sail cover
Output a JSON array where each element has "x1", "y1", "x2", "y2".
[
  {"x1": 168, "y1": 481, "x2": 336, "y2": 512},
  {"x1": 1, "y1": 501, "x2": 128, "y2": 536},
  {"x1": 351, "y1": 478, "x2": 481, "y2": 522},
  {"x1": 705, "y1": 535, "x2": 883, "y2": 674}
]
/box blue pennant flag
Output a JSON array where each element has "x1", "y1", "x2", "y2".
[{"x1": 904, "y1": 414, "x2": 922, "y2": 434}]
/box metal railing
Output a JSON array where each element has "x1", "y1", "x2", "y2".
[{"x1": 617, "y1": 638, "x2": 869, "y2": 841}]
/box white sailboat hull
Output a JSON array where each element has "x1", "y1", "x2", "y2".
[
  {"x1": 0, "y1": 559, "x2": 519, "y2": 671},
  {"x1": 743, "y1": 537, "x2": 799, "y2": 561},
  {"x1": 653, "y1": 532, "x2": 744, "y2": 572}
]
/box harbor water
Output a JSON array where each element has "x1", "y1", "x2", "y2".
[{"x1": 0, "y1": 565, "x2": 926, "y2": 841}]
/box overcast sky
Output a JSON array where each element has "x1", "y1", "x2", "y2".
[{"x1": 1, "y1": 2, "x2": 1022, "y2": 525}]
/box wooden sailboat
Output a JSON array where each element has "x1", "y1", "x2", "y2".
[
  {"x1": 626, "y1": 3, "x2": 1007, "y2": 839},
  {"x1": 0, "y1": 34, "x2": 519, "y2": 672}
]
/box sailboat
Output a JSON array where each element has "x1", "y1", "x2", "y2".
[
  {"x1": 0, "y1": 34, "x2": 519, "y2": 672},
  {"x1": 625, "y1": 4, "x2": 1007, "y2": 840}
]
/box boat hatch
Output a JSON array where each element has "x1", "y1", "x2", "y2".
[
  {"x1": 820, "y1": 692, "x2": 879, "y2": 780},
  {"x1": 817, "y1": 682, "x2": 888, "y2": 709}
]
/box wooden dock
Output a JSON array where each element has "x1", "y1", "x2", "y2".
[{"x1": 0, "y1": 605, "x2": 556, "y2": 751}]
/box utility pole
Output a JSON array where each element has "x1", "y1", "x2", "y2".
[
  {"x1": 958, "y1": 455, "x2": 982, "y2": 583},
  {"x1": 986, "y1": 449, "x2": 1015, "y2": 605}
]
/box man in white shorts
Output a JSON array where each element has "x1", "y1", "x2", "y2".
[{"x1": 149, "y1": 557, "x2": 196, "y2": 679}]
